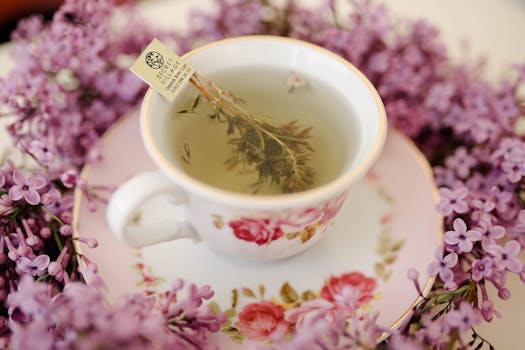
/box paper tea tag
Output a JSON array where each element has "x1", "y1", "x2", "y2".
[{"x1": 130, "y1": 38, "x2": 194, "y2": 102}]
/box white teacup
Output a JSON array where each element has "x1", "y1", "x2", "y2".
[{"x1": 107, "y1": 36, "x2": 387, "y2": 260}]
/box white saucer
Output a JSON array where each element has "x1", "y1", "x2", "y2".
[{"x1": 73, "y1": 109, "x2": 442, "y2": 347}]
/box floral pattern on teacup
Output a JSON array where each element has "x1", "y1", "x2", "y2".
[
  {"x1": 130, "y1": 174, "x2": 404, "y2": 344},
  {"x1": 228, "y1": 217, "x2": 284, "y2": 245},
  {"x1": 218, "y1": 193, "x2": 347, "y2": 246}
]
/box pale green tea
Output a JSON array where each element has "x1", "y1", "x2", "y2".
[{"x1": 168, "y1": 66, "x2": 359, "y2": 195}]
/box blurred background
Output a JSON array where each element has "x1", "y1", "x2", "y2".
[{"x1": 0, "y1": 0, "x2": 64, "y2": 42}]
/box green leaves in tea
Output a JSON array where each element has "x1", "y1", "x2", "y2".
[{"x1": 180, "y1": 72, "x2": 315, "y2": 193}]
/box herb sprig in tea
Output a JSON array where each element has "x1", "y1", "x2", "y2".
[{"x1": 180, "y1": 72, "x2": 315, "y2": 193}]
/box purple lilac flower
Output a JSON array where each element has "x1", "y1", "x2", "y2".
[
  {"x1": 346, "y1": 312, "x2": 385, "y2": 350},
  {"x1": 0, "y1": 0, "x2": 158, "y2": 173},
  {"x1": 387, "y1": 333, "x2": 424, "y2": 350},
  {"x1": 443, "y1": 103, "x2": 470, "y2": 133},
  {"x1": 27, "y1": 140, "x2": 55, "y2": 166},
  {"x1": 403, "y1": 45, "x2": 426, "y2": 66},
  {"x1": 367, "y1": 51, "x2": 389, "y2": 73},
  {"x1": 40, "y1": 188, "x2": 61, "y2": 207},
  {"x1": 8, "y1": 276, "x2": 225, "y2": 349},
  {"x1": 59, "y1": 224, "x2": 73, "y2": 237},
  {"x1": 481, "y1": 299, "x2": 501, "y2": 323},
  {"x1": 491, "y1": 137, "x2": 525, "y2": 161},
  {"x1": 9, "y1": 319, "x2": 54, "y2": 350},
  {"x1": 464, "y1": 87, "x2": 490, "y2": 117},
  {"x1": 485, "y1": 240, "x2": 523, "y2": 273},
  {"x1": 437, "y1": 186, "x2": 469, "y2": 216},
  {"x1": 189, "y1": 0, "x2": 265, "y2": 45},
  {"x1": 47, "y1": 247, "x2": 70, "y2": 281},
  {"x1": 498, "y1": 196, "x2": 521, "y2": 221},
  {"x1": 428, "y1": 250, "x2": 458, "y2": 282},
  {"x1": 493, "y1": 94, "x2": 520, "y2": 121},
  {"x1": 16, "y1": 255, "x2": 50, "y2": 277},
  {"x1": 20, "y1": 221, "x2": 42, "y2": 248},
  {"x1": 492, "y1": 138, "x2": 525, "y2": 183},
  {"x1": 470, "y1": 118, "x2": 497, "y2": 144},
  {"x1": 444, "y1": 147, "x2": 477, "y2": 179},
  {"x1": 7, "y1": 275, "x2": 52, "y2": 322},
  {"x1": 424, "y1": 81, "x2": 455, "y2": 113},
  {"x1": 433, "y1": 166, "x2": 456, "y2": 187},
  {"x1": 385, "y1": 99, "x2": 428, "y2": 137},
  {"x1": 445, "y1": 302, "x2": 481, "y2": 333},
  {"x1": 479, "y1": 281, "x2": 502, "y2": 322},
  {"x1": 476, "y1": 221, "x2": 505, "y2": 249},
  {"x1": 498, "y1": 287, "x2": 511, "y2": 300},
  {"x1": 43, "y1": 192, "x2": 74, "y2": 220},
  {"x1": 160, "y1": 278, "x2": 226, "y2": 338},
  {"x1": 470, "y1": 197, "x2": 496, "y2": 224},
  {"x1": 501, "y1": 158, "x2": 525, "y2": 183},
  {"x1": 443, "y1": 218, "x2": 481, "y2": 253},
  {"x1": 471, "y1": 257, "x2": 493, "y2": 281},
  {"x1": 75, "y1": 237, "x2": 98, "y2": 249},
  {"x1": 509, "y1": 210, "x2": 525, "y2": 243},
  {"x1": 490, "y1": 186, "x2": 513, "y2": 212},
  {"x1": 407, "y1": 268, "x2": 419, "y2": 281},
  {"x1": 415, "y1": 313, "x2": 444, "y2": 345},
  {"x1": 7, "y1": 170, "x2": 46, "y2": 205},
  {"x1": 60, "y1": 168, "x2": 78, "y2": 188},
  {"x1": 0, "y1": 195, "x2": 14, "y2": 216},
  {"x1": 464, "y1": 173, "x2": 485, "y2": 191}
]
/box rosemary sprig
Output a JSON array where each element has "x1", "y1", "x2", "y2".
[{"x1": 183, "y1": 71, "x2": 315, "y2": 193}]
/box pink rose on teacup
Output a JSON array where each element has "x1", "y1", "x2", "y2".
[
  {"x1": 279, "y1": 207, "x2": 323, "y2": 231},
  {"x1": 228, "y1": 218, "x2": 283, "y2": 246},
  {"x1": 237, "y1": 301, "x2": 290, "y2": 340},
  {"x1": 227, "y1": 194, "x2": 348, "y2": 246},
  {"x1": 319, "y1": 193, "x2": 347, "y2": 225}
]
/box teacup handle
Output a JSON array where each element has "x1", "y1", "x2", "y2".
[{"x1": 106, "y1": 170, "x2": 197, "y2": 247}]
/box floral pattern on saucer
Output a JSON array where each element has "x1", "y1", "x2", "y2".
[
  {"x1": 129, "y1": 179, "x2": 399, "y2": 344},
  {"x1": 215, "y1": 271, "x2": 377, "y2": 343},
  {"x1": 132, "y1": 250, "x2": 165, "y2": 295}
]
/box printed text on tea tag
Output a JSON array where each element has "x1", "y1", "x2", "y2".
[{"x1": 130, "y1": 38, "x2": 194, "y2": 102}]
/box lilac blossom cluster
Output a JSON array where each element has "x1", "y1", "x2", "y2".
[
  {"x1": 0, "y1": 0, "x2": 172, "y2": 173},
  {"x1": 184, "y1": 0, "x2": 525, "y2": 348},
  {"x1": 261, "y1": 304, "x2": 384, "y2": 350},
  {"x1": 1, "y1": 0, "x2": 524, "y2": 349},
  {"x1": 0, "y1": 0, "x2": 225, "y2": 348},
  {"x1": 7, "y1": 275, "x2": 225, "y2": 349},
  {"x1": 0, "y1": 160, "x2": 83, "y2": 347},
  {"x1": 0, "y1": 158, "x2": 225, "y2": 348}
]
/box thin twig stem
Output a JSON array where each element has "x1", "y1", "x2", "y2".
[{"x1": 187, "y1": 71, "x2": 313, "y2": 193}]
